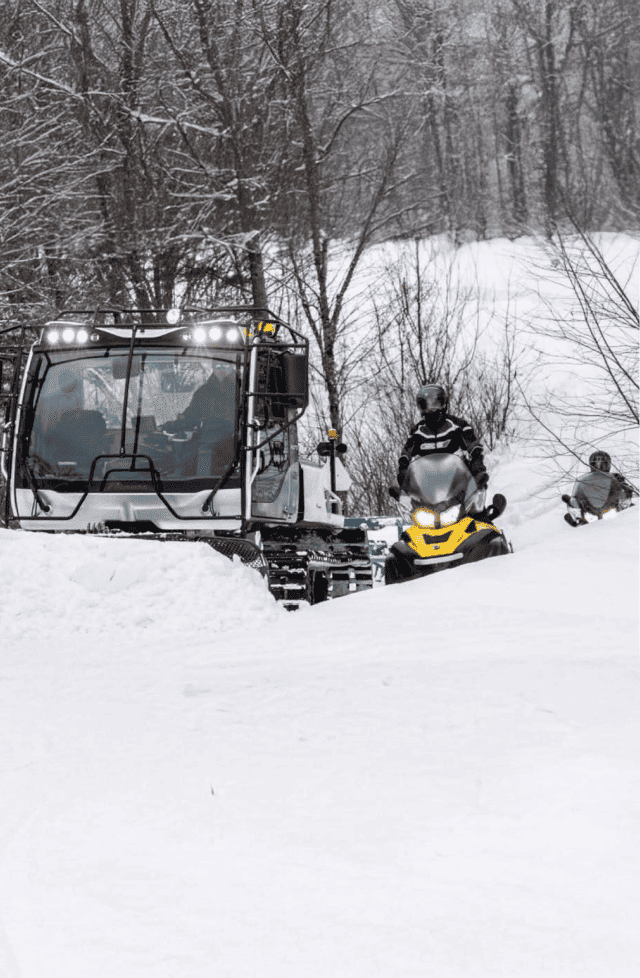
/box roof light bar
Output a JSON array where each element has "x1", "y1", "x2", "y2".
[
  {"x1": 45, "y1": 325, "x2": 91, "y2": 346},
  {"x1": 179, "y1": 320, "x2": 244, "y2": 346},
  {"x1": 40, "y1": 315, "x2": 266, "y2": 347}
]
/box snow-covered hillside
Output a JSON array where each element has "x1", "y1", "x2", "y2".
[
  {"x1": 287, "y1": 232, "x2": 640, "y2": 481},
  {"x1": 0, "y1": 232, "x2": 637, "y2": 976},
  {"x1": 0, "y1": 483, "x2": 637, "y2": 976}
]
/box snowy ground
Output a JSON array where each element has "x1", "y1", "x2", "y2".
[
  {"x1": 0, "y1": 466, "x2": 638, "y2": 976},
  {"x1": 1, "y1": 234, "x2": 638, "y2": 975}
]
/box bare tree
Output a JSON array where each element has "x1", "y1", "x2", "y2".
[
  {"x1": 347, "y1": 241, "x2": 522, "y2": 514},
  {"x1": 524, "y1": 228, "x2": 639, "y2": 482},
  {"x1": 574, "y1": 0, "x2": 640, "y2": 222},
  {"x1": 252, "y1": 0, "x2": 417, "y2": 439},
  {"x1": 0, "y1": 0, "x2": 254, "y2": 313}
]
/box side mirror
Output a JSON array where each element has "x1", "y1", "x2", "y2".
[
  {"x1": 280, "y1": 351, "x2": 308, "y2": 409},
  {"x1": 260, "y1": 349, "x2": 309, "y2": 415},
  {"x1": 317, "y1": 440, "x2": 347, "y2": 456}
]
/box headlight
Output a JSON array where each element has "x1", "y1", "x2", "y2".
[
  {"x1": 413, "y1": 509, "x2": 436, "y2": 528},
  {"x1": 62, "y1": 328, "x2": 75, "y2": 343},
  {"x1": 209, "y1": 326, "x2": 222, "y2": 341},
  {"x1": 439, "y1": 503, "x2": 462, "y2": 526},
  {"x1": 193, "y1": 328, "x2": 207, "y2": 343}
]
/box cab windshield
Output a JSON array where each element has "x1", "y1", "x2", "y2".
[{"x1": 22, "y1": 349, "x2": 240, "y2": 491}]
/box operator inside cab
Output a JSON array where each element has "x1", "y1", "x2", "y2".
[
  {"x1": 172, "y1": 369, "x2": 235, "y2": 429},
  {"x1": 163, "y1": 366, "x2": 237, "y2": 477}
]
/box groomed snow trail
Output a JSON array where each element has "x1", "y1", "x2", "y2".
[{"x1": 0, "y1": 503, "x2": 637, "y2": 977}]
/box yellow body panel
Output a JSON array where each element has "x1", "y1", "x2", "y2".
[{"x1": 406, "y1": 516, "x2": 497, "y2": 559}]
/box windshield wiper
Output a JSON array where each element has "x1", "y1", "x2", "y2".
[
  {"x1": 119, "y1": 324, "x2": 138, "y2": 458},
  {"x1": 21, "y1": 456, "x2": 51, "y2": 513},
  {"x1": 200, "y1": 455, "x2": 241, "y2": 512}
]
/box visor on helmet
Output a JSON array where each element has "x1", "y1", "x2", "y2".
[
  {"x1": 589, "y1": 452, "x2": 611, "y2": 473},
  {"x1": 417, "y1": 388, "x2": 446, "y2": 413}
]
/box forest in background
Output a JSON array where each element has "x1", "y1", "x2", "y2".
[{"x1": 1, "y1": 0, "x2": 638, "y2": 509}]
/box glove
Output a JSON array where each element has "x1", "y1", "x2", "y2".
[
  {"x1": 613, "y1": 473, "x2": 635, "y2": 496},
  {"x1": 475, "y1": 470, "x2": 489, "y2": 490}
]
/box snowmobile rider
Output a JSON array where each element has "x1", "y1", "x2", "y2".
[
  {"x1": 562, "y1": 451, "x2": 635, "y2": 522},
  {"x1": 397, "y1": 384, "x2": 489, "y2": 490},
  {"x1": 585, "y1": 451, "x2": 634, "y2": 496}
]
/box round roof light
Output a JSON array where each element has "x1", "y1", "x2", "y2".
[
  {"x1": 76, "y1": 329, "x2": 89, "y2": 344},
  {"x1": 166, "y1": 308, "x2": 181, "y2": 324},
  {"x1": 47, "y1": 330, "x2": 60, "y2": 344},
  {"x1": 193, "y1": 328, "x2": 206, "y2": 343},
  {"x1": 62, "y1": 328, "x2": 75, "y2": 343},
  {"x1": 226, "y1": 328, "x2": 239, "y2": 342},
  {"x1": 209, "y1": 326, "x2": 222, "y2": 341}
]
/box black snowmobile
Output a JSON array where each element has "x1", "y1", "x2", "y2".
[
  {"x1": 385, "y1": 454, "x2": 510, "y2": 585},
  {"x1": 562, "y1": 471, "x2": 635, "y2": 527}
]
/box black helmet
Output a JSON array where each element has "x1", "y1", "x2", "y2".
[
  {"x1": 416, "y1": 384, "x2": 447, "y2": 413},
  {"x1": 416, "y1": 384, "x2": 447, "y2": 427},
  {"x1": 589, "y1": 451, "x2": 611, "y2": 473}
]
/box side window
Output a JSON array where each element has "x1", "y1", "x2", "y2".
[{"x1": 253, "y1": 424, "x2": 291, "y2": 504}]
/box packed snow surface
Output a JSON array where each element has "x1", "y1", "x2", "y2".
[{"x1": 0, "y1": 486, "x2": 637, "y2": 976}]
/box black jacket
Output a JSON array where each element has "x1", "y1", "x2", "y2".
[
  {"x1": 398, "y1": 413, "x2": 486, "y2": 485},
  {"x1": 181, "y1": 372, "x2": 236, "y2": 428}
]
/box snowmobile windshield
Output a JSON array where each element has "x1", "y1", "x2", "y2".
[
  {"x1": 404, "y1": 454, "x2": 477, "y2": 514},
  {"x1": 20, "y1": 349, "x2": 240, "y2": 492},
  {"x1": 572, "y1": 470, "x2": 619, "y2": 516}
]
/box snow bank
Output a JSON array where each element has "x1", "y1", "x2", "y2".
[
  {"x1": 0, "y1": 529, "x2": 283, "y2": 646},
  {"x1": 0, "y1": 508, "x2": 637, "y2": 977}
]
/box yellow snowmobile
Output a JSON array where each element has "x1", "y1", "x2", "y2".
[{"x1": 385, "y1": 454, "x2": 510, "y2": 585}]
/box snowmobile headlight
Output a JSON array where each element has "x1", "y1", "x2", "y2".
[
  {"x1": 439, "y1": 504, "x2": 462, "y2": 526},
  {"x1": 413, "y1": 509, "x2": 436, "y2": 528},
  {"x1": 62, "y1": 328, "x2": 75, "y2": 343},
  {"x1": 193, "y1": 328, "x2": 207, "y2": 343}
]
